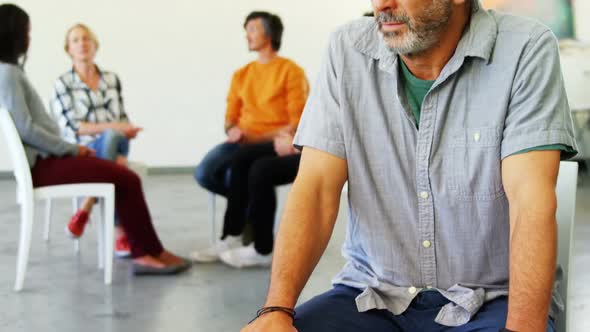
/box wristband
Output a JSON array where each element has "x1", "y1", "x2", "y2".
[{"x1": 249, "y1": 306, "x2": 296, "y2": 324}]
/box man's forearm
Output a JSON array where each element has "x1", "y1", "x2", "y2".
[
  {"x1": 506, "y1": 206, "x2": 557, "y2": 331},
  {"x1": 264, "y1": 181, "x2": 342, "y2": 308}
]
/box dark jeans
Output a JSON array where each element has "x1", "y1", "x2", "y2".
[
  {"x1": 294, "y1": 285, "x2": 556, "y2": 332},
  {"x1": 194, "y1": 142, "x2": 240, "y2": 196},
  {"x1": 222, "y1": 142, "x2": 301, "y2": 254},
  {"x1": 31, "y1": 156, "x2": 164, "y2": 258}
]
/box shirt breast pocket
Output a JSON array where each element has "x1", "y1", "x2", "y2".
[{"x1": 450, "y1": 126, "x2": 505, "y2": 201}]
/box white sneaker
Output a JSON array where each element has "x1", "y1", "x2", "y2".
[
  {"x1": 190, "y1": 235, "x2": 242, "y2": 263},
  {"x1": 219, "y1": 244, "x2": 272, "y2": 268}
]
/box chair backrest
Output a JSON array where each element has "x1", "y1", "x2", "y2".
[
  {"x1": 555, "y1": 161, "x2": 578, "y2": 332},
  {"x1": 0, "y1": 107, "x2": 34, "y2": 203}
]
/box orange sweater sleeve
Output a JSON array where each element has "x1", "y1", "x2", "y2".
[
  {"x1": 286, "y1": 65, "x2": 309, "y2": 129},
  {"x1": 225, "y1": 70, "x2": 242, "y2": 130}
]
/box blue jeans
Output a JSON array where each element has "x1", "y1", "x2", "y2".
[
  {"x1": 294, "y1": 285, "x2": 556, "y2": 332},
  {"x1": 87, "y1": 128, "x2": 130, "y2": 161},
  {"x1": 194, "y1": 142, "x2": 240, "y2": 196}
]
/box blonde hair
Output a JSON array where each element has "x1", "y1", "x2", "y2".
[{"x1": 64, "y1": 23, "x2": 99, "y2": 53}]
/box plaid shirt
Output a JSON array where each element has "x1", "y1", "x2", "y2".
[{"x1": 50, "y1": 67, "x2": 129, "y2": 145}]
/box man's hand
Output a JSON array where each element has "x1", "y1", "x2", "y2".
[
  {"x1": 273, "y1": 132, "x2": 296, "y2": 156},
  {"x1": 241, "y1": 312, "x2": 297, "y2": 332},
  {"x1": 77, "y1": 145, "x2": 96, "y2": 157},
  {"x1": 227, "y1": 126, "x2": 244, "y2": 143}
]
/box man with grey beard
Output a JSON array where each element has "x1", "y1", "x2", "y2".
[{"x1": 242, "y1": 0, "x2": 577, "y2": 331}]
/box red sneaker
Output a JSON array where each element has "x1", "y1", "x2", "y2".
[
  {"x1": 115, "y1": 235, "x2": 131, "y2": 258},
  {"x1": 65, "y1": 210, "x2": 89, "y2": 238}
]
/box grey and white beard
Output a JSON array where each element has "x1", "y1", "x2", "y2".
[{"x1": 376, "y1": 1, "x2": 453, "y2": 55}]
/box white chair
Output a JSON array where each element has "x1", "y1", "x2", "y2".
[
  {"x1": 555, "y1": 161, "x2": 578, "y2": 332},
  {"x1": 0, "y1": 107, "x2": 115, "y2": 291}
]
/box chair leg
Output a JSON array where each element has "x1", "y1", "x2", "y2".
[
  {"x1": 14, "y1": 200, "x2": 34, "y2": 291},
  {"x1": 72, "y1": 197, "x2": 80, "y2": 253},
  {"x1": 96, "y1": 198, "x2": 105, "y2": 270},
  {"x1": 103, "y1": 195, "x2": 114, "y2": 285},
  {"x1": 209, "y1": 193, "x2": 217, "y2": 245},
  {"x1": 43, "y1": 198, "x2": 52, "y2": 241}
]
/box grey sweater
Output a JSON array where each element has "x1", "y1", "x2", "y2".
[{"x1": 0, "y1": 63, "x2": 78, "y2": 167}]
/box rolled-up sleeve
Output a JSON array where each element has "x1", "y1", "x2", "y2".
[
  {"x1": 293, "y1": 33, "x2": 346, "y2": 160},
  {"x1": 501, "y1": 29, "x2": 578, "y2": 160}
]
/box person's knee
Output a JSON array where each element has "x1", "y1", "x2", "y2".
[
  {"x1": 102, "y1": 128, "x2": 126, "y2": 142},
  {"x1": 194, "y1": 163, "x2": 209, "y2": 186},
  {"x1": 96, "y1": 129, "x2": 128, "y2": 161},
  {"x1": 112, "y1": 165, "x2": 142, "y2": 191},
  {"x1": 126, "y1": 168, "x2": 142, "y2": 187},
  {"x1": 194, "y1": 163, "x2": 222, "y2": 191}
]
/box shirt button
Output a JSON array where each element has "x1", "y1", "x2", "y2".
[
  {"x1": 474, "y1": 132, "x2": 481, "y2": 142},
  {"x1": 419, "y1": 191, "x2": 429, "y2": 199},
  {"x1": 408, "y1": 286, "x2": 417, "y2": 295},
  {"x1": 422, "y1": 240, "x2": 432, "y2": 248}
]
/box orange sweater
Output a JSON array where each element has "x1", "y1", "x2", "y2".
[{"x1": 225, "y1": 57, "x2": 309, "y2": 141}]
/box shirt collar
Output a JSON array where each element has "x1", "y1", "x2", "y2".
[{"x1": 70, "y1": 64, "x2": 105, "y2": 89}]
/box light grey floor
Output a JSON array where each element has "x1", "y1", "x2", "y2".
[{"x1": 0, "y1": 173, "x2": 588, "y2": 332}]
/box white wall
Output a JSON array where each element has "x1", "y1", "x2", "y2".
[
  {"x1": 0, "y1": 0, "x2": 370, "y2": 171},
  {"x1": 573, "y1": 0, "x2": 590, "y2": 42},
  {"x1": 4, "y1": 1, "x2": 588, "y2": 172}
]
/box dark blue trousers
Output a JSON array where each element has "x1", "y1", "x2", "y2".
[{"x1": 294, "y1": 285, "x2": 556, "y2": 332}]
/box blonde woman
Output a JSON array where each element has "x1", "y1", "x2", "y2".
[{"x1": 51, "y1": 24, "x2": 142, "y2": 257}]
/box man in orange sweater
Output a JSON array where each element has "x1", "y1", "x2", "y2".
[{"x1": 193, "y1": 11, "x2": 308, "y2": 265}]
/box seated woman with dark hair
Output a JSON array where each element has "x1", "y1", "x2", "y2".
[{"x1": 0, "y1": 3, "x2": 190, "y2": 275}]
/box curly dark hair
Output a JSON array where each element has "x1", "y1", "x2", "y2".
[
  {"x1": 0, "y1": 4, "x2": 30, "y2": 65},
  {"x1": 244, "y1": 11, "x2": 284, "y2": 51}
]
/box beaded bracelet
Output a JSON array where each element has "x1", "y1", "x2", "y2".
[{"x1": 249, "y1": 306, "x2": 296, "y2": 324}]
